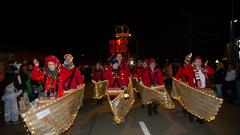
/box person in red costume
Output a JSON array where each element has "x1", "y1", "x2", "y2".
[
  {"x1": 92, "y1": 62, "x2": 104, "y2": 82},
  {"x1": 61, "y1": 54, "x2": 84, "y2": 90},
  {"x1": 31, "y1": 55, "x2": 64, "y2": 97},
  {"x1": 104, "y1": 58, "x2": 129, "y2": 89},
  {"x1": 183, "y1": 56, "x2": 214, "y2": 88},
  {"x1": 134, "y1": 59, "x2": 149, "y2": 82},
  {"x1": 182, "y1": 56, "x2": 215, "y2": 124},
  {"x1": 142, "y1": 58, "x2": 164, "y2": 116},
  {"x1": 175, "y1": 53, "x2": 192, "y2": 82},
  {"x1": 142, "y1": 58, "x2": 164, "y2": 87},
  {"x1": 116, "y1": 53, "x2": 130, "y2": 77}
]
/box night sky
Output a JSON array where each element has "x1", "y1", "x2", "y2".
[{"x1": 1, "y1": 1, "x2": 239, "y2": 63}]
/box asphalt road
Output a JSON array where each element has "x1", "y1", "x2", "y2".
[{"x1": 0, "y1": 83, "x2": 240, "y2": 135}]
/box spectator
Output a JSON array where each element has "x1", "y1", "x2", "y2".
[
  {"x1": 224, "y1": 63, "x2": 236, "y2": 103},
  {"x1": 214, "y1": 62, "x2": 225, "y2": 97}
]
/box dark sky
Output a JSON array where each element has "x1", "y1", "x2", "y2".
[{"x1": 0, "y1": 1, "x2": 239, "y2": 62}]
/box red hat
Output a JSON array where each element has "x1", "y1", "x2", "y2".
[
  {"x1": 149, "y1": 58, "x2": 156, "y2": 64},
  {"x1": 143, "y1": 58, "x2": 148, "y2": 63},
  {"x1": 45, "y1": 55, "x2": 60, "y2": 66},
  {"x1": 194, "y1": 56, "x2": 202, "y2": 61}
]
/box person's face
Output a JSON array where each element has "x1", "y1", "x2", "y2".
[
  {"x1": 137, "y1": 61, "x2": 142, "y2": 67},
  {"x1": 143, "y1": 62, "x2": 148, "y2": 68},
  {"x1": 112, "y1": 63, "x2": 119, "y2": 70},
  {"x1": 96, "y1": 63, "x2": 100, "y2": 69},
  {"x1": 64, "y1": 56, "x2": 72, "y2": 64},
  {"x1": 150, "y1": 62, "x2": 155, "y2": 69},
  {"x1": 194, "y1": 59, "x2": 202, "y2": 67},
  {"x1": 48, "y1": 62, "x2": 56, "y2": 71},
  {"x1": 116, "y1": 54, "x2": 122, "y2": 62}
]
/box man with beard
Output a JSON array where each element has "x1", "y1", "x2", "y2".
[{"x1": 61, "y1": 54, "x2": 84, "y2": 90}]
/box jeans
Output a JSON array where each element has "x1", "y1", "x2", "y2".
[
  {"x1": 236, "y1": 80, "x2": 240, "y2": 100},
  {"x1": 215, "y1": 84, "x2": 223, "y2": 97}
]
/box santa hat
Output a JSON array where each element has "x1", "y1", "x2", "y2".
[
  {"x1": 184, "y1": 53, "x2": 192, "y2": 64},
  {"x1": 64, "y1": 54, "x2": 73, "y2": 61},
  {"x1": 45, "y1": 55, "x2": 60, "y2": 66},
  {"x1": 149, "y1": 58, "x2": 156, "y2": 64},
  {"x1": 194, "y1": 56, "x2": 203, "y2": 61}
]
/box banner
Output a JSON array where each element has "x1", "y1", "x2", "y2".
[
  {"x1": 92, "y1": 80, "x2": 108, "y2": 99},
  {"x1": 133, "y1": 80, "x2": 175, "y2": 109},
  {"x1": 107, "y1": 80, "x2": 135, "y2": 124},
  {"x1": 21, "y1": 86, "x2": 85, "y2": 135},
  {"x1": 171, "y1": 78, "x2": 223, "y2": 122}
]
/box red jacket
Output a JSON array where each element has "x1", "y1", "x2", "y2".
[
  {"x1": 31, "y1": 66, "x2": 64, "y2": 97},
  {"x1": 61, "y1": 66, "x2": 84, "y2": 90},
  {"x1": 92, "y1": 69, "x2": 104, "y2": 81},
  {"x1": 119, "y1": 62, "x2": 130, "y2": 78},
  {"x1": 183, "y1": 65, "x2": 215, "y2": 88},
  {"x1": 133, "y1": 67, "x2": 146, "y2": 80},
  {"x1": 104, "y1": 67, "x2": 129, "y2": 88},
  {"x1": 175, "y1": 66, "x2": 187, "y2": 82},
  {"x1": 142, "y1": 68, "x2": 164, "y2": 87}
]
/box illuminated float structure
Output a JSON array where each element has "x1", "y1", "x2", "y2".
[
  {"x1": 109, "y1": 24, "x2": 131, "y2": 57},
  {"x1": 21, "y1": 86, "x2": 85, "y2": 135}
]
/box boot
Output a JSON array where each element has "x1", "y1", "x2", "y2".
[
  {"x1": 97, "y1": 98, "x2": 103, "y2": 105},
  {"x1": 188, "y1": 112, "x2": 194, "y2": 122},
  {"x1": 196, "y1": 118, "x2": 204, "y2": 124},
  {"x1": 182, "y1": 107, "x2": 187, "y2": 115},
  {"x1": 147, "y1": 103, "x2": 153, "y2": 116},
  {"x1": 153, "y1": 102, "x2": 158, "y2": 114}
]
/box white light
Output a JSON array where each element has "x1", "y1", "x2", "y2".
[
  {"x1": 215, "y1": 60, "x2": 219, "y2": 64},
  {"x1": 130, "y1": 60, "x2": 134, "y2": 65},
  {"x1": 124, "y1": 93, "x2": 129, "y2": 98},
  {"x1": 234, "y1": 19, "x2": 238, "y2": 23}
]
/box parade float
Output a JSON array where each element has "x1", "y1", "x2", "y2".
[
  {"x1": 107, "y1": 80, "x2": 135, "y2": 124},
  {"x1": 132, "y1": 79, "x2": 175, "y2": 110},
  {"x1": 21, "y1": 86, "x2": 85, "y2": 135},
  {"x1": 92, "y1": 80, "x2": 108, "y2": 100},
  {"x1": 92, "y1": 79, "x2": 135, "y2": 124},
  {"x1": 171, "y1": 78, "x2": 223, "y2": 122}
]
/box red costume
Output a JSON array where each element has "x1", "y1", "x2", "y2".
[
  {"x1": 118, "y1": 61, "x2": 130, "y2": 78},
  {"x1": 61, "y1": 66, "x2": 83, "y2": 90},
  {"x1": 183, "y1": 57, "x2": 214, "y2": 88},
  {"x1": 104, "y1": 67, "x2": 129, "y2": 88},
  {"x1": 92, "y1": 69, "x2": 104, "y2": 81},
  {"x1": 142, "y1": 68, "x2": 164, "y2": 87},
  {"x1": 175, "y1": 53, "x2": 192, "y2": 82},
  {"x1": 175, "y1": 66, "x2": 187, "y2": 81},
  {"x1": 31, "y1": 55, "x2": 64, "y2": 97}
]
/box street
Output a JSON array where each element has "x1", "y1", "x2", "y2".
[{"x1": 0, "y1": 84, "x2": 240, "y2": 135}]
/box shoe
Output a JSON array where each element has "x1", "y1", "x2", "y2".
[
  {"x1": 182, "y1": 108, "x2": 187, "y2": 115},
  {"x1": 5, "y1": 122, "x2": 12, "y2": 125},
  {"x1": 153, "y1": 103, "x2": 158, "y2": 114},
  {"x1": 188, "y1": 113, "x2": 194, "y2": 122},
  {"x1": 97, "y1": 99, "x2": 102, "y2": 105},
  {"x1": 148, "y1": 103, "x2": 153, "y2": 116},
  {"x1": 12, "y1": 121, "x2": 19, "y2": 125},
  {"x1": 196, "y1": 118, "x2": 204, "y2": 124}
]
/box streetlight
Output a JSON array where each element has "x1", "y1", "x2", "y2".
[{"x1": 234, "y1": 19, "x2": 238, "y2": 23}]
